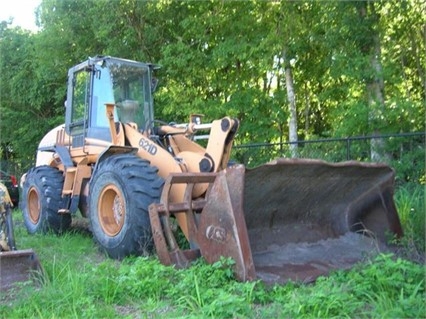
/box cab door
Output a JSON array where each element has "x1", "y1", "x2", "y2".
[{"x1": 66, "y1": 67, "x2": 92, "y2": 148}]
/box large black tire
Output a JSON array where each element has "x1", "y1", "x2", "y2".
[
  {"x1": 89, "y1": 154, "x2": 164, "y2": 259},
  {"x1": 21, "y1": 166, "x2": 72, "y2": 234}
]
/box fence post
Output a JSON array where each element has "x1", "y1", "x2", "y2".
[{"x1": 346, "y1": 138, "x2": 351, "y2": 160}]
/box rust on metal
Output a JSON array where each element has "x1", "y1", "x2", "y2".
[
  {"x1": 149, "y1": 167, "x2": 256, "y2": 281},
  {"x1": 150, "y1": 158, "x2": 403, "y2": 284},
  {"x1": 243, "y1": 158, "x2": 403, "y2": 283},
  {"x1": 1, "y1": 186, "x2": 44, "y2": 291},
  {"x1": 0, "y1": 249, "x2": 44, "y2": 291}
]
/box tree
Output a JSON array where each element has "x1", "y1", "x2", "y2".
[
  {"x1": 0, "y1": 23, "x2": 49, "y2": 163},
  {"x1": 1, "y1": 0, "x2": 424, "y2": 169}
]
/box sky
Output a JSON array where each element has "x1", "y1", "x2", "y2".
[{"x1": 0, "y1": 0, "x2": 41, "y2": 31}]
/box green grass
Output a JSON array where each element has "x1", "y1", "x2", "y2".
[
  {"x1": 394, "y1": 182, "x2": 425, "y2": 261},
  {"x1": 1, "y1": 183, "x2": 424, "y2": 318}
]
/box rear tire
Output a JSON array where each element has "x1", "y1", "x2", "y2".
[
  {"x1": 21, "y1": 166, "x2": 72, "y2": 234},
  {"x1": 89, "y1": 154, "x2": 163, "y2": 259}
]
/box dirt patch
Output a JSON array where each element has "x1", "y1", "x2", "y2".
[{"x1": 70, "y1": 217, "x2": 92, "y2": 236}]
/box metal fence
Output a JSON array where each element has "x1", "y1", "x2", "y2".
[
  {"x1": 1, "y1": 132, "x2": 425, "y2": 186},
  {"x1": 233, "y1": 132, "x2": 425, "y2": 185}
]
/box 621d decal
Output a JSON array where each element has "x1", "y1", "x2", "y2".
[{"x1": 139, "y1": 137, "x2": 157, "y2": 155}]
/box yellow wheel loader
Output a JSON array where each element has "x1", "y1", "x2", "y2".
[{"x1": 20, "y1": 56, "x2": 403, "y2": 284}]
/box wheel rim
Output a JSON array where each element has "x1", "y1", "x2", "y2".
[
  {"x1": 27, "y1": 186, "x2": 41, "y2": 224},
  {"x1": 98, "y1": 185, "x2": 125, "y2": 237}
]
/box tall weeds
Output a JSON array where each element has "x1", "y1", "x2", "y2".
[
  {"x1": 394, "y1": 182, "x2": 425, "y2": 262},
  {"x1": 0, "y1": 182, "x2": 424, "y2": 318}
]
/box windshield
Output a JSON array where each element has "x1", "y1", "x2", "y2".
[{"x1": 107, "y1": 60, "x2": 152, "y2": 130}]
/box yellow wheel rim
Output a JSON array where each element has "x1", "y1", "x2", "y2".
[
  {"x1": 28, "y1": 186, "x2": 41, "y2": 224},
  {"x1": 98, "y1": 185, "x2": 125, "y2": 236}
]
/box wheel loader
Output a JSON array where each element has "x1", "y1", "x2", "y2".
[{"x1": 20, "y1": 56, "x2": 403, "y2": 284}]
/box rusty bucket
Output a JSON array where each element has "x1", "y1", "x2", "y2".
[
  {"x1": 0, "y1": 249, "x2": 44, "y2": 291},
  {"x1": 149, "y1": 159, "x2": 403, "y2": 284},
  {"x1": 0, "y1": 184, "x2": 44, "y2": 292}
]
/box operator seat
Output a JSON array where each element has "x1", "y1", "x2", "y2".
[{"x1": 117, "y1": 100, "x2": 139, "y2": 124}]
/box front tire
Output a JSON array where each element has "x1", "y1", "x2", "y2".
[
  {"x1": 89, "y1": 154, "x2": 163, "y2": 259},
  {"x1": 21, "y1": 166, "x2": 72, "y2": 234}
]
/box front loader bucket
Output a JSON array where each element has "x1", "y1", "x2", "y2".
[
  {"x1": 149, "y1": 158, "x2": 403, "y2": 284},
  {"x1": 243, "y1": 158, "x2": 402, "y2": 284},
  {"x1": 0, "y1": 249, "x2": 44, "y2": 291},
  {"x1": 0, "y1": 188, "x2": 44, "y2": 292}
]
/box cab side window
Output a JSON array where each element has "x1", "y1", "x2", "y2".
[
  {"x1": 71, "y1": 70, "x2": 90, "y2": 135},
  {"x1": 91, "y1": 67, "x2": 115, "y2": 128}
]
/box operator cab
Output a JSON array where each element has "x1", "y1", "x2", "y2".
[{"x1": 65, "y1": 56, "x2": 158, "y2": 147}]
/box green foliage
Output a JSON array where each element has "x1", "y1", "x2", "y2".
[
  {"x1": 169, "y1": 258, "x2": 252, "y2": 318},
  {"x1": 387, "y1": 136, "x2": 425, "y2": 185},
  {"x1": 1, "y1": 206, "x2": 425, "y2": 319},
  {"x1": 1, "y1": 0, "x2": 425, "y2": 164},
  {"x1": 258, "y1": 254, "x2": 425, "y2": 319},
  {"x1": 394, "y1": 183, "x2": 425, "y2": 255},
  {"x1": 116, "y1": 257, "x2": 176, "y2": 301}
]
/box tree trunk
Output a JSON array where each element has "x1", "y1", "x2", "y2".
[
  {"x1": 358, "y1": 2, "x2": 388, "y2": 162},
  {"x1": 304, "y1": 82, "x2": 310, "y2": 134},
  {"x1": 282, "y1": 49, "x2": 298, "y2": 158},
  {"x1": 368, "y1": 32, "x2": 387, "y2": 161}
]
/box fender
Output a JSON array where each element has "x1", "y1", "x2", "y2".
[{"x1": 91, "y1": 145, "x2": 138, "y2": 178}]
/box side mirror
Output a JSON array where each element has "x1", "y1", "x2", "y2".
[{"x1": 151, "y1": 78, "x2": 158, "y2": 93}]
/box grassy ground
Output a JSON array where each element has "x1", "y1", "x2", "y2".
[{"x1": 0, "y1": 184, "x2": 424, "y2": 318}]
